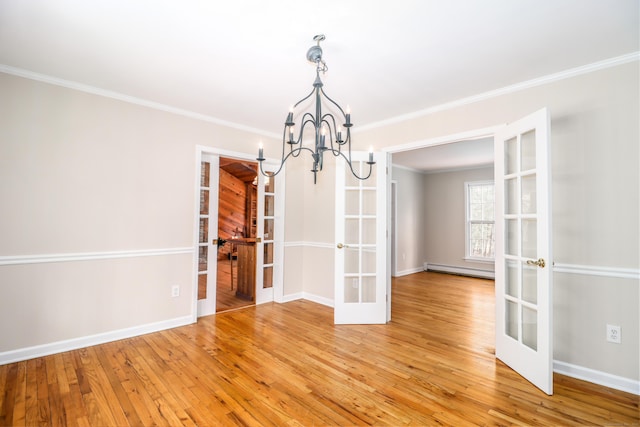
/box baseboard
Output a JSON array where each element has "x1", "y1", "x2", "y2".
[
  {"x1": 0, "y1": 315, "x2": 194, "y2": 366},
  {"x1": 302, "y1": 292, "x2": 334, "y2": 308},
  {"x1": 281, "y1": 292, "x2": 304, "y2": 303},
  {"x1": 554, "y1": 360, "x2": 640, "y2": 395},
  {"x1": 394, "y1": 266, "x2": 425, "y2": 277},
  {"x1": 281, "y1": 291, "x2": 334, "y2": 308},
  {"x1": 426, "y1": 263, "x2": 495, "y2": 279}
]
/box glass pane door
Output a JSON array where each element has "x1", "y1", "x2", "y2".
[
  {"x1": 335, "y1": 152, "x2": 387, "y2": 324},
  {"x1": 495, "y1": 108, "x2": 552, "y2": 395},
  {"x1": 197, "y1": 155, "x2": 218, "y2": 317},
  {"x1": 255, "y1": 166, "x2": 283, "y2": 305}
]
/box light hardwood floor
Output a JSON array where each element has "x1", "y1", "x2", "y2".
[
  {"x1": 216, "y1": 258, "x2": 253, "y2": 313},
  {"x1": 1, "y1": 272, "x2": 638, "y2": 426}
]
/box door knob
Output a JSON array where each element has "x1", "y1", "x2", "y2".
[
  {"x1": 337, "y1": 243, "x2": 349, "y2": 249},
  {"x1": 526, "y1": 258, "x2": 546, "y2": 268}
]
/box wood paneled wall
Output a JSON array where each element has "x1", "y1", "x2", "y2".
[{"x1": 217, "y1": 169, "x2": 247, "y2": 260}]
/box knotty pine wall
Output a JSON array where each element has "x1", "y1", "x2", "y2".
[{"x1": 217, "y1": 168, "x2": 247, "y2": 260}]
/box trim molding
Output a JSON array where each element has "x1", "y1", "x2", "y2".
[
  {"x1": 360, "y1": 52, "x2": 640, "y2": 131},
  {"x1": 301, "y1": 292, "x2": 334, "y2": 308},
  {"x1": 554, "y1": 360, "x2": 639, "y2": 396},
  {"x1": 0, "y1": 65, "x2": 279, "y2": 139},
  {"x1": 0, "y1": 247, "x2": 193, "y2": 266},
  {"x1": 553, "y1": 263, "x2": 640, "y2": 280},
  {"x1": 394, "y1": 267, "x2": 425, "y2": 277},
  {"x1": 426, "y1": 263, "x2": 496, "y2": 279},
  {"x1": 0, "y1": 315, "x2": 194, "y2": 366},
  {"x1": 281, "y1": 292, "x2": 304, "y2": 303},
  {"x1": 284, "y1": 241, "x2": 334, "y2": 249},
  {"x1": 422, "y1": 262, "x2": 639, "y2": 281},
  {"x1": 281, "y1": 291, "x2": 334, "y2": 308},
  {"x1": 2, "y1": 52, "x2": 637, "y2": 139}
]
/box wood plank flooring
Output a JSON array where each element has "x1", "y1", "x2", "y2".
[
  {"x1": 216, "y1": 259, "x2": 253, "y2": 313},
  {"x1": 1, "y1": 272, "x2": 638, "y2": 426}
]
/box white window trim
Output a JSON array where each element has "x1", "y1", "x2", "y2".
[{"x1": 464, "y1": 180, "x2": 495, "y2": 262}]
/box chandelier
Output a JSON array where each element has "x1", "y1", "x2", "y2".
[{"x1": 257, "y1": 34, "x2": 375, "y2": 184}]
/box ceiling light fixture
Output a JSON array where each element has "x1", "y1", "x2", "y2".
[{"x1": 257, "y1": 34, "x2": 375, "y2": 184}]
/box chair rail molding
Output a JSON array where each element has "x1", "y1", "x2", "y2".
[{"x1": 0, "y1": 247, "x2": 193, "y2": 266}]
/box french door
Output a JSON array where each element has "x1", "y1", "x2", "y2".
[
  {"x1": 494, "y1": 108, "x2": 553, "y2": 394},
  {"x1": 255, "y1": 165, "x2": 284, "y2": 304},
  {"x1": 197, "y1": 154, "x2": 218, "y2": 317},
  {"x1": 334, "y1": 152, "x2": 388, "y2": 324},
  {"x1": 196, "y1": 150, "x2": 283, "y2": 317}
]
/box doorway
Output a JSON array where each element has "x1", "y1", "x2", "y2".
[
  {"x1": 215, "y1": 157, "x2": 259, "y2": 312},
  {"x1": 387, "y1": 112, "x2": 553, "y2": 394},
  {"x1": 195, "y1": 147, "x2": 285, "y2": 318}
]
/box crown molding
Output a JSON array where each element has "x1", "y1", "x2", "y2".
[
  {"x1": 0, "y1": 64, "x2": 280, "y2": 140},
  {"x1": 2, "y1": 51, "x2": 637, "y2": 137},
  {"x1": 358, "y1": 51, "x2": 640, "y2": 132}
]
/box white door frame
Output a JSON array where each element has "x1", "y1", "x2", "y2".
[
  {"x1": 195, "y1": 153, "x2": 219, "y2": 318},
  {"x1": 192, "y1": 145, "x2": 284, "y2": 320},
  {"x1": 390, "y1": 180, "x2": 398, "y2": 277}
]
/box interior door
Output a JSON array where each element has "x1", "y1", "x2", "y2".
[
  {"x1": 197, "y1": 154, "x2": 219, "y2": 317},
  {"x1": 255, "y1": 166, "x2": 284, "y2": 304},
  {"x1": 494, "y1": 108, "x2": 553, "y2": 394},
  {"x1": 334, "y1": 152, "x2": 388, "y2": 324}
]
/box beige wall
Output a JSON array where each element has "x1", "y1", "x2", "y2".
[
  {"x1": 359, "y1": 62, "x2": 639, "y2": 382},
  {"x1": 280, "y1": 143, "x2": 336, "y2": 302},
  {"x1": 1, "y1": 59, "x2": 638, "y2": 386},
  {"x1": 422, "y1": 166, "x2": 495, "y2": 273},
  {"x1": 0, "y1": 72, "x2": 272, "y2": 354},
  {"x1": 391, "y1": 166, "x2": 427, "y2": 275}
]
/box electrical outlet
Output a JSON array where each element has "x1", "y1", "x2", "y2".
[
  {"x1": 171, "y1": 285, "x2": 180, "y2": 298},
  {"x1": 606, "y1": 324, "x2": 621, "y2": 344}
]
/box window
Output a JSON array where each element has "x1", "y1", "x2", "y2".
[{"x1": 465, "y1": 181, "x2": 495, "y2": 260}]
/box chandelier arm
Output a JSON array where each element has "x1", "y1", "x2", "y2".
[
  {"x1": 320, "y1": 89, "x2": 349, "y2": 146},
  {"x1": 320, "y1": 115, "x2": 337, "y2": 153},
  {"x1": 328, "y1": 148, "x2": 374, "y2": 181},
  {"x1": 285, "y1": 114, "x2": 316, "y2": 159},
  {"x1": 293, "y1": 87, "x2": 317, "y2": 110},
  {"x1": 259, "y1": 146, "x2": 316, "y2": 177},
  {"x1": 289, "y1": 115, "x2": 319, "y2": 158},
  {"x1": 320, "y1": 88, "x2": 347, "y2": 118}
]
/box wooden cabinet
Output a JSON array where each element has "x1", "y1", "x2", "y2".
[{"x1": 234, "y1": 238, "x2": 256, "y2": 300}]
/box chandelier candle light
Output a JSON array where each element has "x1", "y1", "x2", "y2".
[{"x1": 257, "y1": 34, "x2": 375, "y2": 184}]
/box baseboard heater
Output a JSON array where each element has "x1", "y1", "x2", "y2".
[{"x1": 424, "y1": 263, "x2": 495, "y2": 279}]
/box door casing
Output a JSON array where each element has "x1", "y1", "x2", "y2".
[{"x1": 192, "y1": 146, "x2": 284, "y2": 320}]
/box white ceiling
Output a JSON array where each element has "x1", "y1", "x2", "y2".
[
  {"x1": 1, "y1": 0, "x2": 638, "y2": 171},
  {"x1": 392, "y1": 137, "x2": 495, "y2": 173}
]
